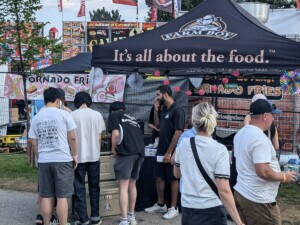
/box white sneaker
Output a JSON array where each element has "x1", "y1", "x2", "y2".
[
  {"x1": 119, "y1": 221, "x2": 129, "y2": 225},
  {"x1": 128, "y1": 215, "x2": 137, "y2": 225},
  {"x1": 144, "y1": 203, "x2": 167, "y2": 213},
  {"x1": 163, "y1": 207, "x2": 179, "y2": 219}
]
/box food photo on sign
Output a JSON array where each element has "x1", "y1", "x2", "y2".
[{"x1": 3, "y1": 73, "x2": 126, "y2": 103}]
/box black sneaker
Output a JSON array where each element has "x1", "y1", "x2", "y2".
[
  {"x1": 51, "y1": 215, "x2": 59, "y2": 225},
  {"x1": 91, "y1": 219, "x2": 102, "y2": 225},
  {"x1": 35, "y1": 214, "x2": 43, "y2": 225}
]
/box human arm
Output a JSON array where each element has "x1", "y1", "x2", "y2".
[
  {"x1": 67, "y1": 129, "x2": 78, "y2": 169},
  {"x1": 153, "y1": 101, "x2": 160, "y2": 129},
  {"x1": 148, "y1": 123, "x2": 159, "y2": 131},
  {"x1": 271, "y1": 126, "x2": 279, "y2": 151},
  {"x1": 173, "y1": 162, "x2": 181, "y2": 178},
  {"x1": 173, "y1": 145, "x2": 182, "y2": 178},
  {"x1": 30, "y1": 138, "x2": 38, "y2": 160},
  {"x1": 110, "y1": 129, "x2": 120, "y2": 157},
  {"x1": 163, "y1": 130, "x2": 182, "y2": 163},
  {"x1": 215, "y1": 179, "x2": 244, "y2": 225},
  {"x1": 255, "y1": 163, "x2": 296, "y2": 183}
]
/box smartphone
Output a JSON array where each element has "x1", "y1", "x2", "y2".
[{"x1": 59, "y1": 100, "x2": 63, "y2": 109}]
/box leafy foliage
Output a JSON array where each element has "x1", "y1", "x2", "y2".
[
  {"x1": 0, "y1": 0, "x2": 64, "y2": 149},
  {"x1": 0, "y1": 0, "x2": 64, "y2": 74},
  {"x1": 89, "y1": 7, "x2": 124, "y2": 21}
]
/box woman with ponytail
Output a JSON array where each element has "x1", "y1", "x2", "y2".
[{"x1": 173, "y1": 102, "x2": 244, "y2": 225}]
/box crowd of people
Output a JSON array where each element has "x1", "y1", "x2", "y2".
[{"x1": 28, "y1": 86, "x2": 296, "y2": 225}]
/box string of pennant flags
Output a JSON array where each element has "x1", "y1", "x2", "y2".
[{"x1": 56, "y1": 0, "x2": 180, "y2": 20}]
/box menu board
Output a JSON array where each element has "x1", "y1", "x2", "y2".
[
  {"x1": 87, "y1": 22, "x2": 140, "y2": 52},
  {"x1": 62, "y1": 21, "x2": 85, "y2": 60}
]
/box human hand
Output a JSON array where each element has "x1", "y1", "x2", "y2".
[
  {"x1": 111, "y1": 149, "x2": 117, "y2": 157},
  {"x1": 163, "y1": 152, "x2": 172, "y2": 163},
  {"x1": 154, "y1": 101, "x2": 160, "y2": 112},
  {"x1": 283, "y1": 171, "x2": 297, "y2": 183},
  {"x1": 72, "y1": 155, "x2": 78, "y2": 170}
]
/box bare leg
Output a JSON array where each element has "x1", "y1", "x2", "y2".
[
  {"x1": 119, "y1": 179, "x2": 130, "y2": 218},
  {"x1": 56, "y1": 197, "x2": 68, "y2": 225},
  {"x1": 170, "y1": 180, "x2": 178, "y2": 208},
  {"x1": 156, "y1": 177, "x2": 165, "y2": 204},
  {"x1": 40, "y1": 197, "x2": 53, "y2": 225},
  {"x1": 128, "y1": 179, "x2": 137, "y2": 213}
]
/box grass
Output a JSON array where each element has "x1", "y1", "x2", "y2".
[{"x1": 0, "y1": 153, "x2": 38, "y2": 192}]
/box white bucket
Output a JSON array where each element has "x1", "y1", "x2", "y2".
[{"x1": 279, "y1": 152, "x2": 299, "y2": 166}]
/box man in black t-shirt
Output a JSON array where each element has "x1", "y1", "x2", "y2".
[
  {"x1": 145, "y1": 85, "x2": 185, "y2": 220},
  {"x1": 108, "y1": 101, "x2": 144, "y2": 225}
]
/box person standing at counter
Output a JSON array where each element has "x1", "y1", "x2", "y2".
[
  {"x1": 29, "y1": 87, "x2": 77, "y2": 225},
  {"x1": 108, "y1": 101, "x2": 145, "y2": 225},
  {"x1": 71, "y1": 92, "x2": 106, "y2": 225},
  {"x1": 145, "y1": 85, "x2": 185, "y2": 220}
]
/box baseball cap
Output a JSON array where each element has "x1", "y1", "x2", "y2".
[
  {"x1": 250, "y1": 99, "x2": 282, "y2": 115},
  {"x1": 251, "y1": 93, "x2": 267, "y2": 103},
  {"x1": 56, "y1": 88, "x2": 65, "y2": 99}
]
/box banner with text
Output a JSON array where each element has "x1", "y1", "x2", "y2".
[
  {"x1": 4, "y1": 73, "x2": 126, "y2": 103},
  {"x1": 191, "y1": 76, "x2": 282, "y2": 100}
]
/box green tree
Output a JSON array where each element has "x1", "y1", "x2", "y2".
[
  {"x1": 0, "y1": 0, "x2": 63, "y2": 165},
  {"x1": 89, "y1": 7, "x2": 124, "y2": 21}
]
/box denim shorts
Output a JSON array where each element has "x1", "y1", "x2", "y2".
[
  {"x1": 114, "y1": 154, "x2": 144, "y2": 180},
  {"x1": 38, "y1": 162, "x2": 74, "y2": 198}
]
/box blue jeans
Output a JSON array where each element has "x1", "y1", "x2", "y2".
[
  {"x1": 181, "y1": 205, "x2": 227, "y2": 225},
  {"x1": 74, "y1": 161, "x2": 100, "y2": 223}
]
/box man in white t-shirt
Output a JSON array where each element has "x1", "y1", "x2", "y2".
[
  {"x1": 29, "y1": 87, "x2": 78, "y2": 225},
  {"x1": 234, "y1": 99, "x2": 296, "y2": 225},
  {"x1": 71, "y1": 92, "x2": 106, "y2": 225}
]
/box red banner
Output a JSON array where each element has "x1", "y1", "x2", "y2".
[
  {"x1": 151, "y1": 8, "x2": 157, "y2": 22},
  {"x1": 297, "y1": 0, "x2": 300, "y2": 10},
  {"x1": 77, "y1": 0, "x2": 85, "y2": 17},
  {"x1": 112, "y1": 0, "x2": 137, "y2": 6},
  {"x1": 58, "y1": 0, "x2": 63, "y2": 12}
]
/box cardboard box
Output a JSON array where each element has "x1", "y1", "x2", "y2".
[
  {"x1": 10, "y1": 108, "x2": 19, "y2": 118},
  {"x1": 86, "y1": 180, "x2": 120, "y2": 217}
]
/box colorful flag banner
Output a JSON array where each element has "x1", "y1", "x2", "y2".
[
  {"x1": 58, "y1": 0, "x2": 63, "y2": 12},
  {"x1": 151, "y1": 7, "x2": 157, "y2": 22},
  {"x1": 112, "y1": 0, "x2": 137, "y2": 6},
  {"x1": 77, "y1": 0, "x2": 86, "y2": 17}
]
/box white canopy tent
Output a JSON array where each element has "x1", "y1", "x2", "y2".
[{"x1": 266, "y1": 8, "x2": 300, "y2": 40}]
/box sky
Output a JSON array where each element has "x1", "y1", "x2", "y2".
[{"x1": 36, "y1": 0, "x2": 149, "y2": 38}]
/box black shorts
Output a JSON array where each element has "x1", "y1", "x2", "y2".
[
  {"x1": 38, "y1": 162, "x2": 74, "y2": 198},
  {"x1": 114, "y1": 154, "x2": 144, "y2": 180},
  {"x1": 153, "y1": 162, "x2": 178, "y2": 182}
]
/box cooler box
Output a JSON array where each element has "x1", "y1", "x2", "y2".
[{"x1": 86, "y1": 181, "x2": 120, "y2": 217}]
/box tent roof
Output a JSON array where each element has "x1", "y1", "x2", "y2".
[
  {"x1": 92, "y1": 0, "x2": 300, "y2": 75},
  {"x1": 43, "y1": 53, "x2": 92, "y2": 73}
]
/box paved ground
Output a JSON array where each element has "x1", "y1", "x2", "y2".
[{"x1": 0, "y1": 189, "x2": 235, "y2": 225}]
